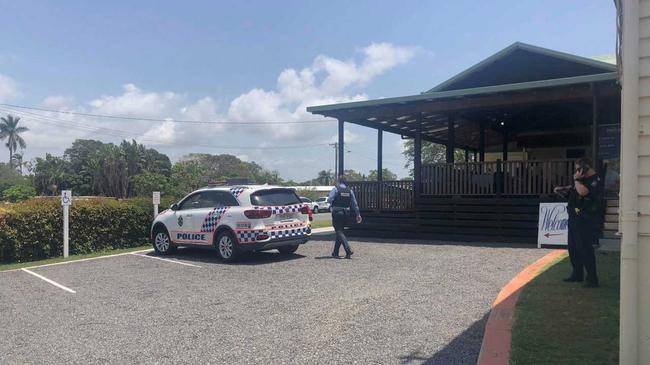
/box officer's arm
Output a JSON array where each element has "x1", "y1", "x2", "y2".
[
  {"x1": 326, "y1": 187, "x2": 337, "y2": 204},
  {"x1": 350, "y1": 190, "x2": 360, "y2": 216},
  {"x1": 575, "y1": 180, "x2": 590, "y2": 197}
]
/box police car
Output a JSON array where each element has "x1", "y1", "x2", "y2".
[{"x1": 150, "y1": 185, "x2": 311, "y2": 262}]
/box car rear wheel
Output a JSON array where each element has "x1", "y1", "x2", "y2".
[
  {"x1": 152, "y1": 227, "x2": 176, "y2": 255},
  {"x1": 277, "y1": 245, "x2": 299, "y2": 254},
  {"x1": 216, "y1": 231, "x2": 239, "y2": 262}
]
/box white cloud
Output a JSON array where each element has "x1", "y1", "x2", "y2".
[
  {"x1": 329, "y1": 130, "x2": 362, "y2": 144},
  {"x1": 228, "y1": 42, "x2": 416, "y2": 139},
  {"x1": 137, "y1": 120, "x2": 176, "y2": 145},
  {"x1": 89, "y1": 83, "x2": 182, "y2": 117},
  {"x1": 0, "y1": 73, "x2": 20, "y2": 102},
  {"x1": 41, "y1": 95, "x2": 75, "y2": 109}
]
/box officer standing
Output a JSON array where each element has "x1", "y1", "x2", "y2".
[
  {"x1": 554, "y1": 157, "x2": 602, "y2": 288},
  {"x1": 327, "y1": 176, "x2": 362, "y2": 259}
]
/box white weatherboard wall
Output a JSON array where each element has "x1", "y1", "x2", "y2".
[{"x1": 620, "y1": 1, "x2": 650, "y2": 364}]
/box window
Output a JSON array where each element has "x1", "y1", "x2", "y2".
[
  {"x1": 199, "y1": 191, "x2": 239, "y2": 208},
  {"x1": 316, "y1": 197, "x2": 326, "y2": 202},
  {"x1": 178, "y1": 193, "x2": 202, "y2": 210},
  {"x1": 178, "y1": 191, "x2": 239, "y2": 210},
  {"x1": 300, "y1": 197, "x2": 311, "y2": 203},
  {"x1": 250, "y1": 189, "x2": 301, "y2": 206}
]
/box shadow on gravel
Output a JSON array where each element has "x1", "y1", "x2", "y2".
[
  {"x1": 398, "y1": 312, "x2": 489, "y2": 365},
  {"x1": 148, "y1": 247, "x2": 307, "y2": 266},
  {"x1": 344, "y1": 235, "x2": 536, "y2": 249}
]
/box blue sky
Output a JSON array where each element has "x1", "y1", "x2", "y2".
[{"x1": 0, "y1": 0, "x2": 616, "y2": 181}]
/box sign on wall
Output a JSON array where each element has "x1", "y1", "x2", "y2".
[
  {"x1": 598, "y1": 124, "x2": 621, "y2": 160},
  {"x1": 537, "y1": 202, "x2": 569, "y2": 248}
]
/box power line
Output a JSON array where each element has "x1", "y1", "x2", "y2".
[
  {"x1": 0, "y1": 103, "x2": 335, "y2": 125},
  {"x1": 0, "y1": 106, "x2": 332, "y2": 151}
]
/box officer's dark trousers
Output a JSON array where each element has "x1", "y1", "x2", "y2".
[
  {"x1": 567, "y1": 214, "x2": 599, "y2": 282},
  {"x1": 331, "y1": 208, "x2": 352, "y2": 255}
]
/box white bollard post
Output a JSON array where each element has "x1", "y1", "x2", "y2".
[
  {"x1": 153, "y1": 191, "x2": 161, "y2": 218},
  {"x1": 63, "y1": 205, "x2": 69, "y2": 258},
  {"x1": 61, "y1": 190, "x2": 72, "y2": 258}
]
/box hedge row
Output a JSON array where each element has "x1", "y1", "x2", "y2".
[{"x1": 0, "y1": 198, "x2": 157, "y2": 263}]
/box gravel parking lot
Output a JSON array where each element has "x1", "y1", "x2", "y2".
[{"x1": 0, "y1": 237, "x2": 548, "y2": 364}]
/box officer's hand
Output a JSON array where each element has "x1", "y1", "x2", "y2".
[{"x1": 356, "y1": 215, "x2": 363, "y2": 224}]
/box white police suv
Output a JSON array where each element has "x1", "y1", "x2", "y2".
[{"x1": 150, "y1": 185, "x2": 311, "y2": 262}]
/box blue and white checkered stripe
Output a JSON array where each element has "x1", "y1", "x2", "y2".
[
  {"x1": 238, "y1": 229, "x2": 264, "y2": 243},
  {"x1": 200, "y1": 207, "x2": 229, "y2": 232},
  {"x1": 253, "y1": 204, "x2": 304, "y2": 214},
  {"x1": 230, "y1": 187, "x2": 247, "y2": 198},
  {"x1": 269, "y1": 226, "x2": 310, "y2": 240}
]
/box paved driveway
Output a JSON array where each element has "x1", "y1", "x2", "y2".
[{"x1": 0, "y1": 237, "x2": 548, "y2": 364}]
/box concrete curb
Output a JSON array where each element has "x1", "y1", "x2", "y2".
[
  {"x1": 476, "y1": 249, "x2": 567, "y2": 365},
  {"x1": 311, "y1": 227, "x2": 335, "y2": 235}
]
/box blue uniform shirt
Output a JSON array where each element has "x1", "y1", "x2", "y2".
[{"x1": 327, "y1": 184, "x2": 360, "y2": 216}]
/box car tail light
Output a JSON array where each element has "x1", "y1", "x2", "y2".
[
  {"x1": 244, "y1": 209, "x2": 272, "y2": 219},
  {"x1": 301, "y1": 205, "x2": 313, "y2": 221}
]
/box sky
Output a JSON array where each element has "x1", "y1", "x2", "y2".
[{"x1": 0, "y1": 0, "x2": 616, "y2": 181}]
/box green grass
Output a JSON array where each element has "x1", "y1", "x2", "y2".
[
  {"x1": 0, "y1": 245, "x2": 152, "y2": 272},
  {"x1": 311, "y1": 220, "x2": 333, "y2": 229},
  {"x1": 511, "y1": 251, "x2": 620, "y2": 365}
]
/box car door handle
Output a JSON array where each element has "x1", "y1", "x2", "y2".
[{"x1": 185, "y1": 214, "x2": 193, "y2": 217}]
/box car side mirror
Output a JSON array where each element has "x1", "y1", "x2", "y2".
[{"x1": 170, "y1": 203, "x2": 179, "y2": 211}]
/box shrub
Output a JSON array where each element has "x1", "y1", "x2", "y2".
[
  {"x1": 2, "y1": 184, "x2": 37, "y2": 202},
  {"x1": 0, "y1": 198, "x2": 155, "y2": 263}
]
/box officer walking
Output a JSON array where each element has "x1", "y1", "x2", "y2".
[
  {"x1": 554, "y1": 157, "x2": 602, "y2": 288},
  {"x1": 327, "y1": 176, "x2": 362, "y2": 259}
]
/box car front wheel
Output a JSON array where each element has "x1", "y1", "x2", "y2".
[
  {"x1": 216, "y1": 231, "x2": 239, "y2": 262},
  {"x1": 152, "y1": 227, "x2": 176, "y2": 255},
  {"x1": 313, "y1": 206, "x2": 319, "y2": 214}
]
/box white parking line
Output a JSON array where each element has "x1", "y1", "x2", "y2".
[
  {"x1": 1, "y1": 249, "x2": 154, "y2": 273},
  {"x1": 21, "y1": 268, "x2": 76, "y2": 294},
  {"x1": 130, "y1": 253, "x2": 202, "y2": 268}
]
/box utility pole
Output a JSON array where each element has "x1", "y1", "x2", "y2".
[{"x1": 329, "y1": 142, "x2": 338, "y2": 182}]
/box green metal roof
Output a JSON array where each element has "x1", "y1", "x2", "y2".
[
  {"x1": 425, "y1": 42, "x2": 617, "y2": 93},
  {"x1": 306, "y1": 72, "x2": 616, "y2": 114}
]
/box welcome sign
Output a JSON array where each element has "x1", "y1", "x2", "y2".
[{"x1": 537, "y1": 202, "x2": 569, "y2": 248}]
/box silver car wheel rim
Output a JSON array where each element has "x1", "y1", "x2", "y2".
[
  {"x1": 155, "y1": 232, "x2": 170, "y2": 252},
  {"x1": 219, "y1": 236, "x2": 233, "y2": 258}
]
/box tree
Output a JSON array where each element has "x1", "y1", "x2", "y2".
[
  {"x1": 367, "y1": 168, "x2": 398, "y2": 181},
  {"x1": 131, "y1": 171, "x2": 169, "y2": 197},
  {"x1": 0, "y1": 114, "x2": 28, "y2": 169},
  {"x1": 32, "y1": 154, "x2": 73, "y2": 195},
  {"x1": 0, "y1": 163, "x2": 27, "y2": 192},
  {"x1": 2, "y1": 184, "x2": 36, "y2": 202},
  {"x1": 402, "y1": 139, "x2": 466, "y2": 176},
  {"x1": 341, "y1": 169, "x2": 365, "y2": 181}
]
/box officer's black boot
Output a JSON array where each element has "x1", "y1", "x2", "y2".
[{"x1": 344, "y1": 249, "x2": 354, "y2": 259}]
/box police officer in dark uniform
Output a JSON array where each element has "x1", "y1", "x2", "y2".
[
  {"x1": 327, "y1": 176, "x2": 362, "y2": 259},
  {"x1": 554, "y1": 157, "x2": 602, "y2": 288}
]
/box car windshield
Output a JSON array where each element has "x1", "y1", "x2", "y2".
[{"x1": 250, "y1": 189, "x2": 301, "y2": 206}]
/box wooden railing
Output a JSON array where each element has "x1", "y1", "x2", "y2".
[
  {"x1": 502, "y1": 159, "x2": 577, "y2": 195},
  {"x1": 348, "y1": 180, "x2": 414, "y2": 211},
  {"x1": 421, "y1": 159, "x2": 578, "y2": 196},
  {"x1": 348, "y1": 159, "x2": 577, "y2": 211}
]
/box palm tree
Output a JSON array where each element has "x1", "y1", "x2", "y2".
[{"x1": 0, "y1": 114, "x2": 28, "y2": 169}]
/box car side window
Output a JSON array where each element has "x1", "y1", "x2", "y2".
[
  {"x1": 179, "y1": 193, "x2": 202, "y2": 210},
  {"x1": 198, "y1": 191, "x2": 221, "y2": 208},
  {"x1": 219, "y1": 192, "x2": 240, "y2": 206}
]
